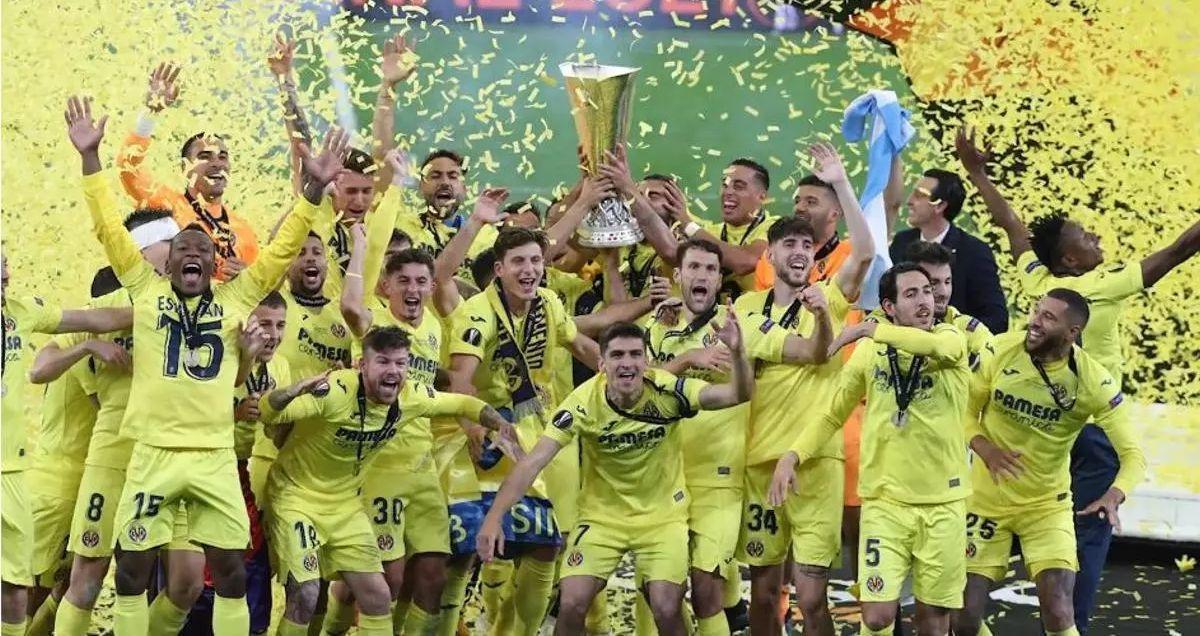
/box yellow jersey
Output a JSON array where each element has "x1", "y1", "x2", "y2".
[
  {"x1": 646, "y1": 303, "x2": 788, "y2": 489},
  {"x1": 544, "y1": 269, "x2": 602, "y2": 409},
  {"x1": 279, "y1": 288, "x2": 353, "y2": 378},
  {"x1": 394, "y1": 205, "x2": 498, "y2": 279},
  {"x1": 315, "y1": 185, "x2": 404, "y2": 300},
  {"x1": 237, "y1": 355, "x2": 292, "y2": 461},
  {"x1": 542, "y1": 369, "x2": 709, "y2": 527},
  {"x1": 263, "y1": 369, "x2": 485, "y2": 507},
  {"x1": 867, "y1": 305, "x2": 993, "y2": 371},
  {"x1": 702, "y1": 212, "x2": 776, "y2": 293},
  {"x1": 735, "y1": 281, "x2": 853, "y2": 466},
  {"x1": 83, "y1": 170, "x2": 325, "y2": 449},
  {"x1": 29, "y1": 358, "x2": 98, "y2": 491},
  {"x1": 1015, "y1": 251, "x2": 1143, "y2": 379},
  {"x1": 790, "y1": 322, "x2": 973, "y2": 505},
  {"x1": 967, "y1": 331, "x2": 1146, "y2": 514},
  {"x1": 2, "y1": 295, "x2": 64, "y2": 472}
]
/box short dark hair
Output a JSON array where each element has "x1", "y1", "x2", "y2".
[
  {"x1": 730, "y1": 158, "x2": 770, "y2": 190},
  {"x1": 172, "y1": 223, "x2": 214, "y2": 247},
  {"x1": 362, "y1": 326, "x2": 412, "y2": 355},
  {"x1": 904, "y1": 241, "x2": 955, "y2": 267},
  {"x1": 1045, "y1": 288, "x2": 1090, "y2": 328},
  {"x1": 794, "y1": 174, "x2": 835, "y2": 196},
  {"x1": 180, "y1": 132, "x2": 224, "y2": 159},
  {"x1": 389, "y1": 229, "x2": 412, "y2": 247},
  {"x1": 471, "y1": 249, "x2": 497, "y2": 289},
  {"x1": 879, "y1": 262, "x2": 932, "y2": 304},
  {"x1": 504, "y1": 200, "x2": 543, "y2": 222},
  {"x1": 384, "y1": 248, "x2": 435, "y2": 277},
  {"x1": 642, "y1": 173, "x2": 675, "y2": 184},
  {"x1": 493, "y1": 227, "x2": 547, "y2": 262},
  {"x1": 258, "y1": 290, "x2": 288, "y2": 310},
  {"x1": 123, "y1": 208, "x2": 175, "y2": 231},
  {"x1": 1029, "y1": 212, "x2": 1070, "y2": 269},
  {"x1": 91, "y1": 267, "x2": 122, "y2": 298},
  {"x1": 598, "y1": 322, "x2": 647, "y2": 354},
  {"x1": 343, "y1": 148, "x2": 377, "y2": 175},
  {"x1": 420, "y1": 149, "x2": 466, "y2": 174},
  {"x1": 675, "y1": 238, "x2": 723, "y2": 268},
  {"x1": 923, "y1": 169, "x2": 966, "y2": 221},
  {"x1": 768, "y1": 217, "x2": 817, "y2": 245}
]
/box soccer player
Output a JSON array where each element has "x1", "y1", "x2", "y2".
[
  {"x1": 445, "y1": 226, "x2": 600, "y2": 634},
  {"x1": 476, "y1": 316, "x2": 753, "y2": 636},
  {"x1": 66, "y1": 93, "x2": 343, "y2": 635},
  {"x1": 260, "y1": 326, "x2": 512, "y2": 635},
  {"x1": 956, "y1": 128, "x2": 1200, "y2": 633},
  {"x1": 953, "y1": 289, "x2": 1145, "y2": 636},
  {"x1": 1, "y1": 255, "x2": 133, "y2": 636},
  {"x1": 647, "y1": 237, "x2": 833, "y2": 635},
  {"x1": 733, "y1": 213, "x2": 873, "y2": 634},
  {"x1": 669, "y1": 158, "x2": 777, "y2": 298},
  {"x1": 394, "y1": 149, "x2": 499, "y2": 272},
  {"x1": 116, "y1": 62, "x2": 258, "y2": 280},
  {"x1": 901, "y1": 241, "x2": 992, "y2": 366},
  {"x1": 768, "y1": 263, "x2": 973, "y2": 636}
]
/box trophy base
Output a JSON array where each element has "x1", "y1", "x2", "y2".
[{"x1": 576, "y1": 197, "x2": 645, "y2": 248}]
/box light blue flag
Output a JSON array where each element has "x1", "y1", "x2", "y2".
[{"x1": 842, "y1": 90, "x2": 915, "y2": 309}]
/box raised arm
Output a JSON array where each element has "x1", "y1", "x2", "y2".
[
  {"x1": 955, "y1": 127, "x2": 1031, "y2": 263},
  {"x1": 544, "y1": 177, "x2": 611, "y2": 262},
  {"x1": 828, "y1": 321, "x2": 966, "y2": 365},
  {"x1": 360, "y1": 154, "x2": 409, "y2": 299},
  {"x1": 884, "y1": 154, "x2": 904, "y2": 239},
  {"x1": 261, "y1": 371, "x2": 330, "y2": 423},
  {"x1": 475, "y1": 436, "x2": 563, "y2": 562},
  {"x1": 370, "y1": 34, "x2": 416, "y2": 191},
  {"x1": 566, "y1": 333, "x2": 601, "y2": 372},
  {"x1": 30, "y1": 337, "x2": 130, "y2": 385},
  {"x1": 696, "y1": 306, "x2": 754, "y2": 409},
  {"x1": 432, "y1": 188, "x2": 509, "y2": 316},
  {"x1": 55, "y1": 307, "x2": 134, "y2": 335},
  {"x1": 267, "y1": 34, "x2": 310, "y2": 197},
  {"x1": 597, "y1": 146, "x2": 679, "y2": 264},
  {"x1": 780, "y1": 286, "x2": 833, "y2": 364},
  {"x1": 340, "y1": 223, "x2": 374, "y2": 338},
  {"x1": 810, "y1": 143, "x2": 875, "y2": 302},
  {"x1": 1141, "y1": 217, "x2": 1200, "y2": 288},
  {"x1": 116, "y1": 62, "x2": 181, "y2": 205}
]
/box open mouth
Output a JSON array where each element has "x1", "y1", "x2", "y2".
[
  {"x1": 722, "y1": 197, "x2": 738, "y2": 212},
  {"x1": 616, "y1": 369, "x2": 636, "y2": 380},
  {"x1": 434, "y1": 186, "x2": 455, "y2": 203},
  {"x1": 302, "y1": 266, "x2": 321, "y2": 286},
  {"x1": 688, "y1": 283, "x2": 709, "y2": 303},
  {"x1": 206, "y1": 173, "x2": 226, "y2": 187},
  {"x1": 787, "y1": 257, "x2": 809, "y2": 274},
  {"x1": 403, "y1": 295, "x2": 421, "y2": 311},
  {"x1": 379, "y1": 376, "x2": 400, "y2": 391},
  {"x1": 518, "y1": 276, "x2": 537, "y2": 294},
  {"x1": 181, "y1": 262, "x2": 203, "y2": 284}
]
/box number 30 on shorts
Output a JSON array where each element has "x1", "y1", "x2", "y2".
[
  {"x1": 966, "y1": 513, "x2": 997, "y2": 539},
  {"x1": 372, "y1": 497, "x2": 403, "y2": 525}
]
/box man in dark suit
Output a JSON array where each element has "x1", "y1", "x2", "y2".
[{"x1": 889, "y1": 168, "x2": 1009, "y2": 333}]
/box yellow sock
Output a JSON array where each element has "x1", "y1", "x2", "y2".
[
  {"x1": 52, "y1": 597, "x2": 93, "y2": 636},
  {"x1": 436, "y1": 560, "x2": 472, "y2": 636},
  {"x1": 722, "y1": 562, "x2": 742, "y2": 609},
  {"x1": 306, "y1": 614, "x2": 325, "y2": 636},
  {"x1": 0, "y1": 619, "x2": 24, "y2": 636},
  {"x1": 1046, "y1": 628, "x2": 1080, "y2": 636},
  {"x1": 402, "y1": 603, "x2": 438, "y2": 636},
  {"x1": 480, "y1": 560, "x2": 513, "y2": 624},
  {"x1": 212, "y1": 595, "x2": 248, "y2": 636},
  {"x1": 357, "y1": 613, "x2": 392, "y2": 636},
  {"x1": 584, "y1": 589, "x2": 609, "y2": 634},
  {"x1": 977, "y1": 621, "x2": 994, "y2": 636},
  {"x1": 859, "y1": 623, "x2": 894, "y2": 636},
  {"x1": 322, "y1": 594, "x2": 357, "y2": 635},
  {"x1": 277, "y1": 617, "x2": 309, "y2": 636},
  {"x1": 695, "y1": 612, "x2": 728, "y2": 636},
  {"x1": 114, "y1": 593, "x2": 149, "y2": 635},
  {"x1": 147, "y1": 594, "x2": 190, "y2": 636},
  {"x1": 508, "y1": 557, "x2": 556, "y2": 635},
  {"x1": 26, "y1": 595, "x2": 58, "y2": 636},
  {"x1": 391, "y1": 598, "x2": 408, "y2": 635},
  {"x1": 634, "y1": 592, "x2": 656, "y2": 636}
]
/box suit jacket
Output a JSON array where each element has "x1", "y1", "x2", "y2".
[{"x1": 889, "y1": 224, "x2": 1009, "y2": 333}]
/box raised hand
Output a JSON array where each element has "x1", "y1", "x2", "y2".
[
  {"x1": 235, "y1": 394, "x2": 263, "y2": 422},
  {"x1": 598, "y1": 146, "x2": 637, "y2": 197},
  {"x1": 349, "y1": 221, "x2": 367, "y2": 249},
  {"x1": 712, "y1": 302, "x2": 744, "y2": 352},
  {"x1": 661, "y1": 179, "x2": 692, "y2": 223},
  {"x1": 300, "y1": 127, "x2": 350, "y2": 189},
  {"x1": 578, "y1": 176, "x2": 616, "y2": 209},
  {"x1": 383, "y1": 148, "x2": 413, "y2": 187},
  {"x1": 686, "y1": 345, "x2": 732, "y2": 374},
  {"x1": 472, "y1": 187, "x2": 511, "y2": 225},
  {"x1": 64, "y1": 95, "x2": 108, "y2": 154},
  {"x1": 267, "y1": 33, "x2": 296, "y2": 78},
  {"x1": 647, "y1": 276, "x2": 671, "y2": 307},
  {"x1": 145, "y1": 62, "x2": 182, "y2": 113},
  {"x1": 238, "y1": 320, "x2": 267, "y2": 360},
  {"x1": 296, "y1": 370, "x2": 332, "y2": 396},
  {"x1": 955, "y1": 126, "x2": 993, "y2": 176},
  {"x1": 380, "y1": 33, "x2": 416, "y2": 86},
  {"x1": 220, "y1": 257, "x2": 247, "y2": 281},
  {"x1": 767, "y1": 452, "x2": 800, "y2": 507},
  {"x1": 799, "y1": 284, "x2": 827, "y2": 314},
  {"x1": 808, "y1": 142, "x2": 848, "y2": 185}
]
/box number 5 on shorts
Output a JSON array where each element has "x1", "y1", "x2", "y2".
[{"x1": 864, "y1": 537, "x2": 881, "y2": 567}]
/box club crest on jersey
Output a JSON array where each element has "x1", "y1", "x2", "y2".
[
  {"x1": 745, "y1": 540, "x2": 765, "y2": 558},
  {"x1": 641, "y1": 403, "x2": 662, "y2": 419},
  {"x1": 81, "y1": 529, "x2": 100, "y2": 548},
  {"x1": 865, "y1": 574, "x2": 884, "y2": 594},
  {"x1": 330, "y1": 323, "x2": 347, "y2": 339},
  {"x1": 566, "y1": 550, "x2": 584, "y2": 567},
  {"x1": 702, "y1": 332, "x2": 719, "y2": 347},
  {"x1": 966, "y1": 541, "x2": 978, "y2": 559},
  {"x1": 377, "y1": 534, "x2": 395, "y2": 552},
  {"x1": 427, "y1": 333, "x2": 438, "y2": 350},
  {"x1": 303, "y1": 553, "x2": 319, "y2": 572},
  {"x1": 127, "y1": 522, "x2": 148, "y2": 544},
  {"x1": 552, "y1": 410, "x2": 574, "y2": 431}
]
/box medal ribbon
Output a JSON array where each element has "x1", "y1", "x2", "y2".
[
  {"x1": 174, "y1": 288, "x2": 214, "y2": 362},
  {"x1": 354, "y1": 373, "x2": 402, "y2": 476},
  {"x1": 184, "y1": 190, "x2": 236, "y2": 259},
  {"x1": 1032, "y1": 351, "x2": 1079, "y2": 412},
  {"x1": 762, "y1": 289, "x2": 805, "y2": 330},
  {"x1": 290, "y1": 292, "x2": 330, "y2": 309},
  {"x1": 886, "y1": 345, "x2": 925, "y2": 423}
]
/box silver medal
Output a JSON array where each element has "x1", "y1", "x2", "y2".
[
  {"x1": 892, "y1": 411, "x2": 908, "y2": 427},
  {"x1": 184, "y1": 348, "x2": 200, "y2": 367}
]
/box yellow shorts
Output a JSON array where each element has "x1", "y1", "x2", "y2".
[
  {"x1": 114, "y1": 444, "x2": 249, "y2": 552},
  {"x1": 966, "y1": 503, "x2": 1078, "y2": 582},
  {"x1": 688, "y1": 487, "x2": 742, "y2": 574},
  {"x1": 29, "y1": 483, "x2": 77, "y2": 587},
  {"x1": 362, "y1": 467, "x2": 450, "y2": 563},
  {"x1": 1, "y1": 472, "x2": 33, "y2": 586},
  {"x1": 543, "y1": 436, "x2": 580, "y2": 533},
  {"x1": 269, "y1": 496, "x2": 381, "y2": 584},
  {"x1": 561, "y1": 519, "x2": 688, "y2": 585},
  {"x1": 858, "y1": 497, "x2": 966, "y2": 608},
  {"x1": 165, "y1": 503, "x2": 205, "y2": 554},
  {"x1": 68, "y1": 464, "x2": 127, "y2": 558},
  {"x1": 247, "y1": 455, "x2": 274, "y2": 511},
  {"x1": 739, "y1": 459, "x2": 843, "y2": 568}
]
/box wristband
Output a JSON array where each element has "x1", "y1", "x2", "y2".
[
  {"x1": 683, "y1": 221, "x2": 701, "y2": 238},
  {"x1": 135, "y1": 110, "x2": 157, "y2": 137}
]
